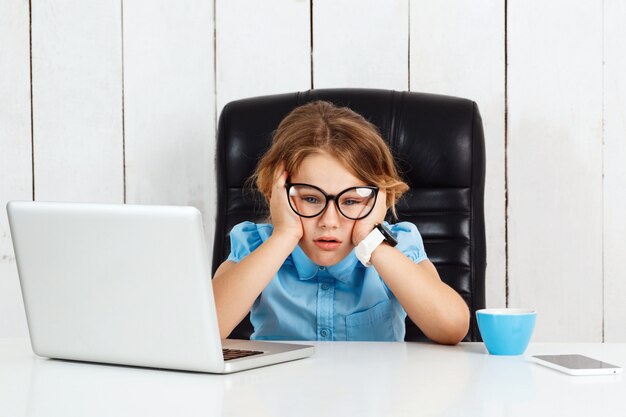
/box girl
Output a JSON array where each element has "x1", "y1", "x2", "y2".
[{"x1": 212, "y1": 101, "x2": 469, "y2": 344}]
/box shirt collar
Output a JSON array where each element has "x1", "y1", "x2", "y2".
[{"x1": 290, "y1": 245, "x2": 360, "y2": 284}]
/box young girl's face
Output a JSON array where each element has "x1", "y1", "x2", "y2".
[{"x1": 289, "y1": 152, "x2": 369, "y2": 266}]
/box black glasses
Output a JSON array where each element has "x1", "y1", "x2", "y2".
[{"x1": 285, "y1": 183, "x2": 379, "y2": 220}]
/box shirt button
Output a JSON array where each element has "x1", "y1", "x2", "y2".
[
  {"x1": 320, "y1": 329, "x2": 329, "y2": 338},
  {"x1": 319, "y1": 266, "x2": 326, "y2": 271},
  {"x1": 321, "y1": 283, "x2": 330, "y2": 290}
]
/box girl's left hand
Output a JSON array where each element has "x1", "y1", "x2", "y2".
[{"x1": 351, "y1": 189, "x2": 388, "y2": 246}]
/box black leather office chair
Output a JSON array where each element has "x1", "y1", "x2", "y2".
[{"x1": 212, "y1": 88, "x2": 486, "y2": 342}]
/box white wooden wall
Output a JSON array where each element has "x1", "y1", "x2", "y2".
[
  {"x1": 123, "y1": 0, "x2": 214, "y2": 239},
  {"x1": 0, "y1": 0, "x2": 31, "y2": 337},
  {"x1": 1, "y1": 0, "x2": 625, "y2": 342},
  {"x1": 507, "y1": 0, "x2": 604, "y2": 341},
  {"x1": 603, "y1": 0, "x2": 626, "y2": 343}
]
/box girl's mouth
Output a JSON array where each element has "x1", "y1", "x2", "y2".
[{"x1": 314, "y1": 237, "x2": 342, "y2": 250}]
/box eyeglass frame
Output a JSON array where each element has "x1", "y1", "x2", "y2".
[{"x1": 285, "y1": 182, "x2": 380, "y2": 220}]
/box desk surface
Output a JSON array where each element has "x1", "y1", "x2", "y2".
[{"x1": 1, "y1": 338, "x2": 625, "y2": 417}]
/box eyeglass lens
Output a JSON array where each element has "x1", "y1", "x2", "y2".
[{"x1": 287, "y1": 184, "x2": 377, "y2": 220}]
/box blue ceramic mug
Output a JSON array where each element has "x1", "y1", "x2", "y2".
[{"x1": 476, "y1": 309, "x2": 537, "y2": 355}]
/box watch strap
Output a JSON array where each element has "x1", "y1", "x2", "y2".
[{"x1": 355, "y1": 227, "x2": 385, "y2": 267}]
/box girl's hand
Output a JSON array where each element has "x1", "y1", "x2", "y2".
[
  {"x1": 351, "y1": 189, "x2": 388, "y2": 246},
  {"x1": 269, "y1": 163, "x2": 303, "y2": 243}
]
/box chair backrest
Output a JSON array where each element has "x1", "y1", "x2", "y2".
[{"x1": 212, "y1": 88, "x2": 486, "y2": 342}]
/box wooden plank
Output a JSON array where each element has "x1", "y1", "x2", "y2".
[
  {"x1": 216, "y1": 0, "x2": 310, "y2": 112},
  {"x1": 31, "y1": 0, "x2": 124, "y2": 202},
  {"x1": 507, "y1": 1, "x2": 603, "y2": 341},
  {"x1": 123, "y1": 0, "x2": 215, "y2": 252},
  {"x1": 0, "y1": 0, "x2": 32, "y2": 337},
  {"x1": 603, "y1": 0, "x2": 626, "y2": 342},
  {"x1": 314, "y1": 0, "x2": 408, "y2": 89},
  {"x1": 410, "y1": 1, "x2": 506, "y2": 309}
]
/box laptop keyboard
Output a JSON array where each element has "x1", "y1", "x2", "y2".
[{"x1": 222, "y1": 348, "x2": 264, "y2": 361}]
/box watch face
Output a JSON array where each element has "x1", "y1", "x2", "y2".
[{"x1": 375, "y1": 223, "x2": 398, "y2": 247}]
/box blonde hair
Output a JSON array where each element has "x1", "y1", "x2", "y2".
[{"x1": 252, "y1": 100, "x2": 409, "y2": 217}]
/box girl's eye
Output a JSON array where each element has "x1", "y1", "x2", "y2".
[
  {"x1": 342, "y1": 199, "x2": 363, "y2": 206},
  {"x1": 302, "y1": 196, "x2": 321, "y2": 204}
]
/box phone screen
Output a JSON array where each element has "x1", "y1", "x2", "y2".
[{"x1": 533, "y1": 354, "x2": 619, "y2": 370}]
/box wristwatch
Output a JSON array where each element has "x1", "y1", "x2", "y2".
[
  {"x1": 375, "y1": 223, "x2": 398, "y2": 247},
  {"x1": 355, "y1": 223, "x2": 398, "y2": 267}
]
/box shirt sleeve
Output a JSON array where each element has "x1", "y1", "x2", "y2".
[
  {"x1": 226, "y1": 221, "x2": 265, "y2": 263},
  {"x1": 389, "y1": 221, "x2": 428, "y2": 264}
]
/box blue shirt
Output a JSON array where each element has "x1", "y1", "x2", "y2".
[{"x1": 226, "y1": 221, "x2": 428, "y2": 341}]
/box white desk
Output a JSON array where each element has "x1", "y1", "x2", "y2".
[{"x1": 1, "y1": 338, "x2": 624, "y2": 417}]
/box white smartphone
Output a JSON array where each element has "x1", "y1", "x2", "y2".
[{"x1": 531, "y1": 354, "x2": 623, "y2": 376}]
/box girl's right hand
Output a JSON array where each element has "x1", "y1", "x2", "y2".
[{"x1": 269, "y1": 163, "x2": 303, "y2": 244}]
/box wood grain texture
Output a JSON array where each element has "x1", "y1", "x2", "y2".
[
  {"x1": 31, "y1": 0, "x2": 124, "y2": 202},
  {"x1": 507, "y1": 0, "x2": 603, "y2": 341},
  {"x1": 216, "y1": 0, "x2": 311, "y2": 113},
  {"x1": 314, "y1": 0, "x2": 409, "y2": 90},
  {"x1": 603, "y1": 0, "x2": 626, "y2": 342},
  {"x1": 0, "y1": 0, "x2": 32, "y2": 337},
  {"x1": 410, "y1": 0, "x2": 506, "y2": 309},
  {"x1": 123, "y1": 0, "x2": 216, "y2": 254}
]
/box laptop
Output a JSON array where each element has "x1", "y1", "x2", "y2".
[{"x1": 7, "y1": 201, "x2": 314, "y2": 374}]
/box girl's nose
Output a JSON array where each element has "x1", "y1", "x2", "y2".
[{"x1": 318, "y1": 200, "x2": 341, "y2": 228}]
